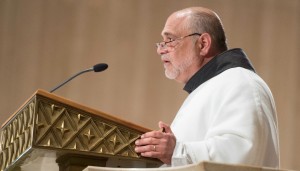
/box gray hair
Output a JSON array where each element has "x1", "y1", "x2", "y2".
[{"x1": 181, "y1": 8, "x2": 228, "y2": 52}]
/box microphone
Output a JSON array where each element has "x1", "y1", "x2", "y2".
[{"x1": 49, "y1": 63, "x2": 108, "y2": 93}]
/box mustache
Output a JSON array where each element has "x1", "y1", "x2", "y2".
[{"x1": 161, "y1": 55, "x2": 170, "y2": 61}]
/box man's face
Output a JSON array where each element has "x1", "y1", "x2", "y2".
[{"x1": 157, "y1": 14, "x2": 200, "y2": 84}]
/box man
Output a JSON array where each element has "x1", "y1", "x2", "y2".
[{"x1": 134, "y1": 7, "x2": 279, "y2": 168}]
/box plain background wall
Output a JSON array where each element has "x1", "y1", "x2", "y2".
[{"x1": 0, "y1": 0, "x2": 299, "y2": 170}]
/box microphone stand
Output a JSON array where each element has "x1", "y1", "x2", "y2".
[{"x1": 49, "y1": 68, "x2": 93, "y2": 93}]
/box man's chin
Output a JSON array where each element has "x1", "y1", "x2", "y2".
[{"x1": 165, "y1": 70, "x2": 179, "y2": 80}]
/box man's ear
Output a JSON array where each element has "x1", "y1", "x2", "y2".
[{"x1": 197, "y1": 33, "x2": 212, "y2": 56}]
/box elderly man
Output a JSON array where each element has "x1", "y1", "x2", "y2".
[{"x1": 134, "y1": 7, "x2": 279, "y2": 168}]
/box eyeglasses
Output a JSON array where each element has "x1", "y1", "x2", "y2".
[{"x1": 156, "y1": 33, "x2": 201, "y2": 51}]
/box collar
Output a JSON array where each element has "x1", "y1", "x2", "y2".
[{"x1": 183, "y1": 48, "x2": 255, "y2": 94}]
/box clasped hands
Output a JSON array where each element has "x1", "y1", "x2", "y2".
[{"x1": 135, "y1": 121, "x2": 176, "y2": 165}]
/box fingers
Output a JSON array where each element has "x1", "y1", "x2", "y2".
[
  {"x1": 135, "y1": 135, "x2": 160, "y2": 147},
  {"x1": 136, "y1": 122, "x2": 172, "y2": 148},
  {"x1": 158, "y1": 121, "x2": 173, "y2": 134},
  {"x1": 134, "y1": 121, "x2": 175, "y2": 165},
  {"x1": 135, "y1": 144, "x2": 164, "y2": 159},
  {"x1": 140, "y1": 151, "x2": 161, "y2": 158},
  {"x1": 135, "y1": 142, "x2": 161, "y2": 156},
  {"x1": 140, "y1": 130, "x2": 164, "y2": 139},
  {"x1": 135, "y1": 144, "x2": 157, "y2": 153},
  {"x1": 135, "y1": 130, "x2": 165, "y2": 154}
]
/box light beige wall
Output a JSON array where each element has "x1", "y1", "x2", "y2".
[{"x1": 0, "y1": 0, "x2": 299, "y2": 170}]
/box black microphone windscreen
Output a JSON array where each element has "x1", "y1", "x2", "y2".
[{"x1": 93, "y1": 63, "x2": 108, "y2": 72}]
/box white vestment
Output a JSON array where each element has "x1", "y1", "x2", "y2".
[{"x1": 170, "y1": 67, "x2": 279, "y2": 168}]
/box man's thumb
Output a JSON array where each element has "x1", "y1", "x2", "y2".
[{"x1": 158, "y1": 121, "x2": 172, "y2": 133}]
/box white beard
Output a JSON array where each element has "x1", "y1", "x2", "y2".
[
  {"x1": 165, "y1": 65, "x2": 179, "y2": 79},
  {"x1": 163, "y1": 54, "x2": 195, "y2": 80}
]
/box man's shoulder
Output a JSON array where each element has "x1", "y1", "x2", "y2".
[
  {"x1": 194, "y1": 67, "x2": 269, "y2": 94},
  {"x1": 216, "y1": 67, "x2": 264, "y2": 84}
]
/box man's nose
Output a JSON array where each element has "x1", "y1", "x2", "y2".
[{"x1": 157, "y1": 47, "x2": 169, "y2": 55}]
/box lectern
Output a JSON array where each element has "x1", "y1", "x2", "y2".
[{"x1": 0, "y1": 90, "x2": 161, "y2": 171}]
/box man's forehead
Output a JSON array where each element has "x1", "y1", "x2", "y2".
[{"x1": 161, "y1": 13, "x2": 189, "y2": 37}]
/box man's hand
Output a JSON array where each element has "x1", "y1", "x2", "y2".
[{"x1": 134, "y1": 121, "x2": 176, "y2": 165}]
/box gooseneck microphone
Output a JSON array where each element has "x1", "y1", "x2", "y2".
[{"x1": 49, "y1": 63, "x2": 108, "y2": 93}]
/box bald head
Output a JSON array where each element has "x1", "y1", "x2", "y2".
[{"x1": 168, "y1": 7, "x2": 228, "y2": 52}]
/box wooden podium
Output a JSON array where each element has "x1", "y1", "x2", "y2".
[{"x1": 0, "y1": 90, "x2": 162, "y2": 171}]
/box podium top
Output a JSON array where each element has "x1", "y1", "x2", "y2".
[{"x1": 2, "y1": 89, "x2": 151, "y2": 133}]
